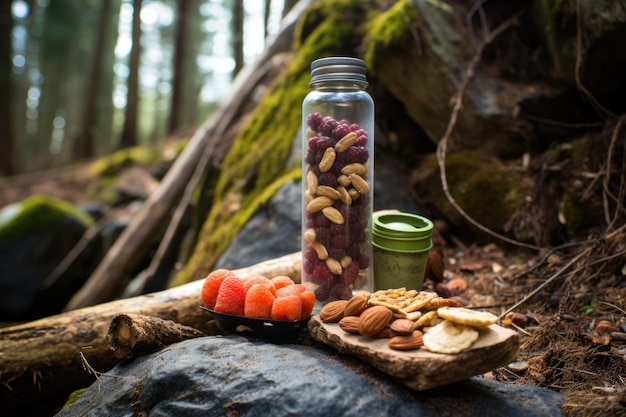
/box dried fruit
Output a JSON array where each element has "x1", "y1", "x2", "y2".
[
  {"x1": 299, "y1": 290, "x2": 316, "y2": 320},
  {"x1": 319, "y1": 299, "x2": 349, "y2": 323},
  {"x1": 244, "y1": 284, "x2": 275, "y2": 319},
  {"x1": 276, "y1": 283, "x2": 306, "y2": 298},
  {"x1": 358, "y1": 305, "x2": 393, "y2": 337},
  {"x1": 422, "y1": 320, "x2": 479, "y2": 354},
  {"x1": 269, "y1": 275, "x2": 296, "y2": 290},
  {"x1": 214, "y1": 276, "x2": 246, "y2": 316},
  {"x1": 389, "y1": 330, "x2": 424, "y2": 350},
  {"x1": 437, "y1": 306, "x2": 497, "y2": 328},
  {"x1": 243, "y1": 275, "x2": 276, "y2": 297},
  {"x1": 271, "y1": 294, "x2": 302, "y2": 321},
  {"x1": 303, "y1": 113, "x2": 371, "y2": 302},
  {"x1": 201, "y1": 269, "x2": 236, "y2": 309}
]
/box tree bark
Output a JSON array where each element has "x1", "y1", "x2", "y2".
[
  {"x1": 169, "y1": 0, "x2": 190, "y2": 135},
  {"x1": 108, "y1": 313, "x2": 205, "y2": 359},
  {"x1": 232, "y1": 0, "x2": 244, "y2": 77},
  {"x1": 119, "y1": 0, "x2": 142, "y2": 149},
  {"x1": 0, "y1": 252, "x2": 301, "y2": 417},
  {"x1": 74, "y1": 0, "x2": 113, "y2": 160}
]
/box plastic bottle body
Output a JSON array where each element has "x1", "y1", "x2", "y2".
[{"x1": 301, "y1": 57, "x2": 374, "y2": 305}]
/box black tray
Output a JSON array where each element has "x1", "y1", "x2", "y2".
[{"x1": 200, "y1": 306, "x2": 309, "y2": 339}]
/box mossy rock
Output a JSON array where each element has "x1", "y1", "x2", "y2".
[
  {"x1": 363, "y1": 0, "x2": 536, "y2": 158},
  {"x1": 0, "y1": 195, "x2": 93, "y2": 240},
  {"x1": 412, "y1": 151, "x2": 530, "y2": 243}
]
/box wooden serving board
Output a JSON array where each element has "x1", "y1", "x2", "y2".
[{"x1": 308, "y1": 315, "x2": 519, "y2": 391}]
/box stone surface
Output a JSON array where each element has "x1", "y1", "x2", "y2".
[
  {"x1": 57, "y1": 336, "x2": 564, "y2": 417},
  {"x1": 309, "y1": 316, "x2": 519, "y2": 391}
]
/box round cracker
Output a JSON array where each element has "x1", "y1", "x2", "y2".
[
  {"x1": 437, "y1": 306, "x2": 497, "y2": 328},
  {"x1": 422, "y1": 319, "x2": 479, "y2": 354}
]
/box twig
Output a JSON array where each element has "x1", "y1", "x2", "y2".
[
  {"x1": 574, "y1": 0, "x2": 615, "y2": 118},
  {"x1": 603, "y1": 116, "x2": 626, "y2": 230},
  {"x1": 499, "y1": 246, "x2": 592, "y2": 319},
  {"x1": 434, "y1": 10, "x2": 543, "y2": 252}
]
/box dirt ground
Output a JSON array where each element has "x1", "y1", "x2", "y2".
[
  {"x1": 1, "y1": 165, "x2": 625, "y2": 417},
  {"x1": 434, "y1": 239, "x2": 626, "y2": 417}
]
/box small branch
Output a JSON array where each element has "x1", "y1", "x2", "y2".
[
  {"x1": 108, "y1": 313, "x2": 204, "y2": 359},
  {"x1": 499, "y1": 246, "x2": 592, "y2": 319}
]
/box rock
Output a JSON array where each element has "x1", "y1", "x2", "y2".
[
  {"x1": 367, "y1": 0, "x2": 538, "y2": 158},
  {"x1": 216, "y1": 180, "x2": 301, "y2": 270},
  {"x1": 56, "y1": 336, "x2": 565, "y2": 417},
  {"x1": 0, "y1": 195, "x2": 94, "y2": 320}
]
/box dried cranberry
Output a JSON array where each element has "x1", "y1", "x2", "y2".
[{"x1": 307, "y1": 112, "x2": 323, "y2": 131}]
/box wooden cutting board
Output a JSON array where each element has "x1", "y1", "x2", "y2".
[{"x1": 308, "y1": 315, "x2": 519, "y2": 391}]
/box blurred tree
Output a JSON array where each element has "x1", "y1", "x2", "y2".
[
  {"x1": 264, "y1": 0, "x2": 271, "y2": 40},
  {"x1": 283, "y1": 0, "x2": 298, "y2": 17},
  {"x1": 74, "y1": 0, "x2": 116, "y2": 160},
  {"x1": 0, "y1": 0, "x2": 15, "y2": 175},
  {"x1": 232, "y1": 0, "x2": 243, "y2": 77},
  {"x1": 37, "y1": 0, "x2": 82, "y2": 167},
  {"x1": 169, "y1": 0, "x2": 190, "y2": 135},
  {"x1": 119, "y1": 0, "x2": 143, "y2": 149}
]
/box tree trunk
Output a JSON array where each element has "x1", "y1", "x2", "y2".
[
  {"x1": 169, "y1": 0, "x2": 190, "y2": 135},
  {"x1": 232, "y1": 0, "x2": 244, "y2": 77},
  {"x1": 0, "y1": 252, "x2": 301, "y2": 417},
  {"x1": 119, "y1": 0, "x2": 142, "y2": 149},
  {"x1": 0, "y1": 0, "x2": 15, "y2": 175},
  {"x1": 74, "y1": 0, "x2": 113, "y2": 160}
]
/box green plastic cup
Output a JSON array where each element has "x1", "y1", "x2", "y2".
[{"x1": 372, "y1": 212, "x2": 434, "y2": 291}]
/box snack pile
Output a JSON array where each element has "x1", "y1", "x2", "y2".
[
  {"x1": 201, "y1": 269, "x2": 315, "y2": 321},
  {"x1": 320, "y1": 288, "x2": 498, "y2": 354},
  {"x1": 302, "y1": 112, "x2": 372, "y2": 302}
]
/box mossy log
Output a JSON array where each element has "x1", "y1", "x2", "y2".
[{"x1": 0, "y1": 252, "x2": 301, "y2": 417}]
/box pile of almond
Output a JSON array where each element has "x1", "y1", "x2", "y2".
[{"x1": 319, "y1": 288, "x2": 498, "y2": 353}]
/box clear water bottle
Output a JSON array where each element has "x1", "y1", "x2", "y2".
[{"x1": 301, "y1": 57, "x2": 374, "y2": 305}]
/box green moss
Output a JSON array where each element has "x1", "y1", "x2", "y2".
[
  {"x1": 62, "y1": 388, "x2": 87, "y2": 407},
  {"x1": 416, "y1": 151, "x2": 527, "y2": 241},
  {"x1": 560, "y1": 190, "x2": 604, "y2": 237},
  {"x1": 172, "y1": 0, "x2": 379, "y2": 285},
  {"x1": 90, "y1": 146, "x2": 162, "y2": 177},
  {"x1": 0, "y1": 194, "x2": 94, "y2": 239},
  {"x1": 363, "y1": 0, "x2": 417, "y2": 70}
]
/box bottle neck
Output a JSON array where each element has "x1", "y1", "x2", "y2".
[{"x1": 309, "y1": 80, "x2": 368, "y2": 91}]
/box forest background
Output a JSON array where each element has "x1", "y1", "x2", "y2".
[{"x1": 0, "y1": 0, "x2": 297, "y2": 176}]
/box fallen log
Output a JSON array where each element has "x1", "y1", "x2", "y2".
[
  {"x1": 108, "y1": 313, "x2": 205, "y2": 359},
  {"x1": 0, "y1": 251, "x2": 301, "y2": 417}
]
